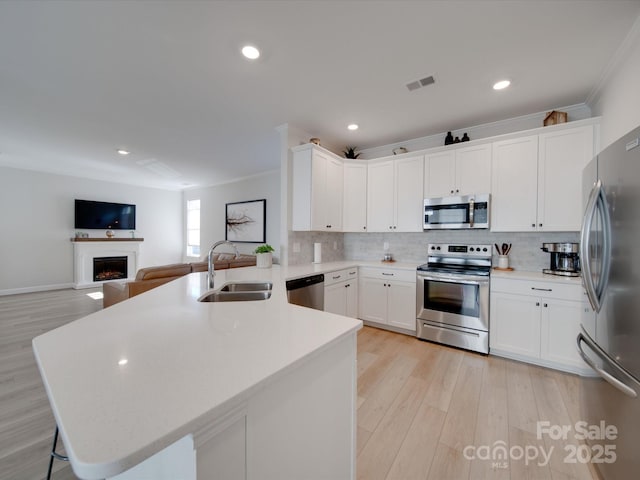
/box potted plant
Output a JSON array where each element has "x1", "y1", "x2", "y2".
[
  {"x1": 342, "y1": 146, "x2": 360, "y2": 159},
  {"x1": 254, "y1": 244, "x2": 275, "y2": 268}
]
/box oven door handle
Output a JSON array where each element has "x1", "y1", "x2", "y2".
[{"x1": 417, "y1": 273, "x2": 488, "y2": 285}]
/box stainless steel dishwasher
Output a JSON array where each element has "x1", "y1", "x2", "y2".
[{"x1": 285, "y1": 274, "x2": 325, "y2": 310}]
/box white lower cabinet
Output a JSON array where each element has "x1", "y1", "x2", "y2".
[
  {"x1": 195, "y1": 408, "x2": 246, "y2": 480},
  {"x1": 490, "y1": 291, "x2": 541, "y2": 358},
  {"x1": 324, "y1": 268, "x2": 358, "y2": 318},
  {"x1": 358, "y1": 267, "x2": 416, "y2": 333},
  {"x1": 490, "y1": 277, "x2": 589, "y2": 374}
]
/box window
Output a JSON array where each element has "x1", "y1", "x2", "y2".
[{"x1": 186, "y1": 199, "x2": 200, "y2": 257}]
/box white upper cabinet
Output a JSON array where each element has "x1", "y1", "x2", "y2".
[
  {"x1": 366, "y1": 160, "x2": 395, "y2": 232},
  {"x1": 292, "y1": 145, "x2": 343, "y2": 232},
  {"x1": 424, "y1": 150, "x2": 455, "y2": 197},
  {"x1": 491, "y1": 125, "x2": 595, "y2": 232},
  {"x1": 342, "y1": 161, "x2": 368, "y2": 232},
  {"x1": 491, "y1": 135, "x2": 539, "y2": 232},
  {"x1": 367, "y1": 156, "x2": 423, "y2": 232},
  {"x1": 424, "y1": 143, "x2": 492, "y2": 198},
  {"x1": 537, "y1": 125, "x2": 594, "y2": 231}
]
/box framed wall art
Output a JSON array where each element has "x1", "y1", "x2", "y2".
[{"x1": 225, "y1": 199, "x2": 266, "y2": 243}]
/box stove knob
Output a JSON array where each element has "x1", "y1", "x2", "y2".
[
  {"x1": 436, "y1": 246, "x2": 441, "y2": 250},
  {"x1": 470, "y1": 247, "x2": 474, "y2": 251},
  {"x1": 430, "y1": 246, "x2": 435, "y2": 250},
  {"x1": 483, "y1": 247, "x2": 488, "y2": 252}
]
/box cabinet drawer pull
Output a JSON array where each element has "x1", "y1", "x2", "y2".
[
  {"x1": 332, "y1": 275, "x2": 341, "y2": 279},
  {"x1": 531, "y1": 287, "x2": 552, "y2": 291},
  {"x1": 348, "y1": 271, "x2": 356, "y2": 275},
  {"x1": 382, "y1": 272, "x2": 394, "y2": 276}
]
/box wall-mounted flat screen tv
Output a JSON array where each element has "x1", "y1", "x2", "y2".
[{"x1": 75, "y1": 199, "x2": 136, "y2": 230}]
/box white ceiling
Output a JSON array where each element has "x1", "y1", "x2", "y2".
[{"x1": 1, "y1": 0, "x2": 639, "y2": 190}]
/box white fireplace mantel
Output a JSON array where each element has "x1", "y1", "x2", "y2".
[{"x1": 71, "y1": 239, "x2": 143, "y2": 289}]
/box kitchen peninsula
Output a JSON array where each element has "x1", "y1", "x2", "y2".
[{"x1": 32, "y1": 265, "x2": 363, "y2": 480}]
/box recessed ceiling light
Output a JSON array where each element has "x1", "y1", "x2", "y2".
[
  {"x1": 117, "y1": 149, "x2": 130, "y2": 156},
  {"x1": 493, "y1": 80, "x2": 511, "y2": 90},
  {"x1": 118, "y1": 358, "x2": 128, "y2": 366},
  {"x1": 347, "y1": 124, "x2": 359, "y2": 131},
  {"x1": 241, "y1": 45, "x2": 260, "y2": 60}
]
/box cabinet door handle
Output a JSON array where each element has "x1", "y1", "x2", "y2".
[
  {"x1": 532, "y1": 223, "x2": 536, "y2": 228},
  {"x1": 363, "y1": 226, "x2": 366, "y2": 230},
  {"x1": 450, "y1": 189, "x2": 454, "y2": 194},
  {"x1": 544, "y1": 303, "x2": 548, "y2": 308},
  {"x1": 393, "y1": 226, "x2": 397, "y2": 229},
  {"x1": 382, "y1": 272, "x2": 394, "y2": 276},
  {"x1": 539, "y1": 223, "x2": 543, "y2": 227},
  {"x1": 456, "y1": 189, "x2": 459, "y2": 193},
  {"x1": 383, "y1": 283, "x2": 387, "y2": 287},
  {"x1": 345, "y1": 283, "x2": 350, "y2": 288},
  {"x1": 536, "y1": 302, "x2": 540, "y2": 306},
  {"x1": 531, "y1": 287, "x2": 552, "y2": 291}
]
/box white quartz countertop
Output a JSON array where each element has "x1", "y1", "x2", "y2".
[
  {"x1": 32, "y1": 263, "x2": 366, "y2": 479},
  {"x1": 490, "y1": 268, "x2": 584, "y2": 285}
]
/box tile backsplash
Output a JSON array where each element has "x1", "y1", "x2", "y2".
[
  {"x1": 289, "y1": 229, "x2": 580, "y2": 272},
  {"x1": 344, "y1": 230, "x2": 580, "y2": 271},
  {"x1": 288, "y1": 231, "x2": 345, "y2": 265}
]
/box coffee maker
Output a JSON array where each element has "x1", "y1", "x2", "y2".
[{"x1": 541, "y1": 242, "x2": 580, "y2": 276}]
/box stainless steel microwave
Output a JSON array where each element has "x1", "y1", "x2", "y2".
[{"x1": 423, "y1": 193, "x2": 490, "y2": 229}]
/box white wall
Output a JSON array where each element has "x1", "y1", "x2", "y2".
[
  {"x1": 0, "y1": 166, "x2": 182, "y2": 294},
  {"x1": 590, "y1": 16, "x2": 640, "y2": 148},
  {"x1": 183, "y1": 170, "x2": 281, "y2": 261}
]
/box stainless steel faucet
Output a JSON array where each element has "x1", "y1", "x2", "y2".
[{"x1": 207, "y1": 241, "x2": 239, "y2": 289}]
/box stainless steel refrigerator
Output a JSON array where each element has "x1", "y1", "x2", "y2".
[{"x1": 578, "y1": 125, "x2": 640, "y2": 479}]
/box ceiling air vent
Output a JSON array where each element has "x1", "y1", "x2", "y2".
[{"x1": 406, "y1": 75, "x2": 435, "y2": 91}]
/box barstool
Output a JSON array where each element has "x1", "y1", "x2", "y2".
[{"x1": 46, "y1": 425, "x2": 68, "y2": 480}]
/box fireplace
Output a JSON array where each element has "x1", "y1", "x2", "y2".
[
  {"x1": 93, "y1": 256, "x2": 128, "y2": 282},
  {"x1": 72, "y1": 239, "x2": 142, "y2": 289}
]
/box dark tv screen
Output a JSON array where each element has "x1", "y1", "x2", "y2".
[{"x1": 74, "y1": 200, "x2": 136, "y2": 230}]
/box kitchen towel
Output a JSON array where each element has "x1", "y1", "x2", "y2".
[{"x1": 313, "y1": 242, "x2": 322, "y2": 264}]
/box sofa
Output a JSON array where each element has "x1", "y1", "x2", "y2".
[{"x1": 102, "y1": 253, "x2": 257, "y2": 308}]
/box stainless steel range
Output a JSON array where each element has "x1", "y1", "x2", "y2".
[{"x1": 416, "y1": 243, "x2": 491, "y2": 354}]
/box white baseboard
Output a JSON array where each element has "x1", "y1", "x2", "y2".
[{"x1": 0, "y1": 283, "x2": 75, "y2": 296}]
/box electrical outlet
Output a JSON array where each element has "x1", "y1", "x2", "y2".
[
  {"x1": 383, "y1": 242, "x2": 389, "y2": 251},
  {"x1": 293, "y1": 242, "x2": 300, "y2": 253}
]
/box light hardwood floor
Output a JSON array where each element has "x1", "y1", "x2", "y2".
[
  {"x1": 0, "y1": 288, "x2": 102, "y2": 480},
  {"x1": 356, "y1": 326, "x2": 598, "y2": 480},
  {"x1": 1, "y1": 288, "x2": 597, "y2": 479}
]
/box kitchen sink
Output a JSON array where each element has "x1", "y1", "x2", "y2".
[
  {"x1": 220, "y1": 281, "x2": 273, "y2": 292},
  {"x1": 198, "y1": 290, "x2": 272, "y2": 302}
]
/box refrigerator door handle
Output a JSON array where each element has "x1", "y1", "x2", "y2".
[
  {"x1": 577, "y1": 331, "x2": 638, "y2": 398},
  {"x1": 580, "y1": 180, "x2": 611, "y2": 312}
]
